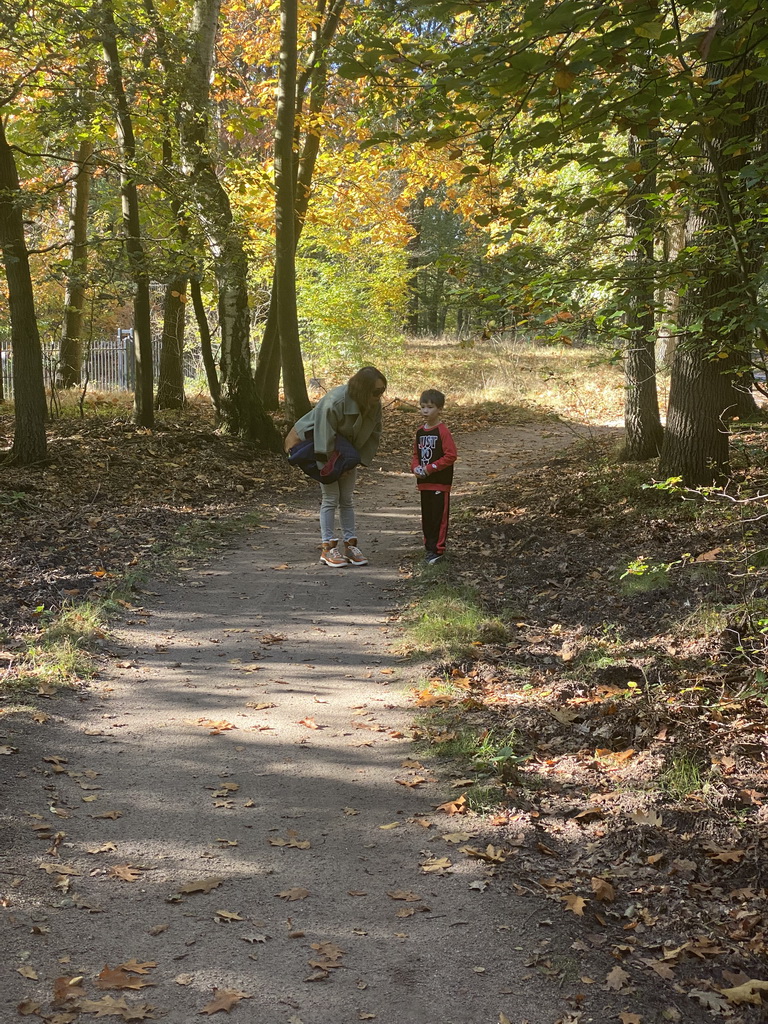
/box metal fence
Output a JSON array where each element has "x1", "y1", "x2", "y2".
[{"x1": 0, "y1": 330, "x2": 207, "y2": 398}]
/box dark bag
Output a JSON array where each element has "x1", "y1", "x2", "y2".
[{"x1": 286, "y1": 430, "x2": 360, "y2": 483}]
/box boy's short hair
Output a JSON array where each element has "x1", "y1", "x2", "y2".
[{"x1": 420, "y1": 389, "x2": 445, "y2": 408}]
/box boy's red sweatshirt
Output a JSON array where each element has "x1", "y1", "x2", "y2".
[{"x1": 412, "y1": 421, "x2": 457, "y2": 491}]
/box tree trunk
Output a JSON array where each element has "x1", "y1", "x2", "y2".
[
  {"x1": 155, "y1": 273, "x2": 187, "y2": 409},
  {"x1": 58, "y1": 139, "x2": 94, "y2": 388},
  {"x1": 254, "y1": 0, "x2": 344, "y2": 410},
  {"x1": 659, "y1": 345, "x2": 732, "y2": 485},
  {"x1": 0, "y1": 117, "x2": 47, "y2": 465},
  {"x1": 253, "y1": 274, "x2": 281, "y2": 410},
  {"x1": 656, "y1": 215, "x2": 685, "y2": 367},
  {"x1": 623, "y1": 130, "x2": 663, "y2": 460},
  {"x1": 189, "y1": 276, "x2": 220, "y2": 413},
  {"x1": 101, "y1": 0, "x2": 154, "y2": 428},
  {"x1": 274, "y1": 0, "x2": 310, "y2": 423},
  {"x1": 659, "y1": 20, "x2": 767, "y2": 484},
  {"x1": 179, "y1": 0, "x2": 280, "y2": 447},
  {"x1": 405, "y1": 193, "x2": 424, "y2": 335}
]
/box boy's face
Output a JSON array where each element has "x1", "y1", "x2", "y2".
[{"x1": 420, "y1": 400, "x2": 442, "y2": 425}]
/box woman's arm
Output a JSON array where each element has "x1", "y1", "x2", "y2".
[{"x1": 312, "y1": 392, "x2": 342, "y2": 459}]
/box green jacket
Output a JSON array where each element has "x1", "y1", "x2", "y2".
[{"x1": 293, "y1": 385, "x2": 382, "y2": 466}]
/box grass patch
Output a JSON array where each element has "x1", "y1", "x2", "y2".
[
  {"x1": 2, "y1": 603, "x2": 108, "y2": 697},
  {"x1": 1, "y1": 508, "x2": 262, "y2": 702},
  {"x1": 403, "y1": 581, "x2": 508, "y2": 659},
  {"x1": 464, "y1": 783, "x2": 507, "y2": 813},
  {"x1": 385, "y1": 335, "x2": 626, "y2": 426},
  {"x1": 660, "y1": 752, "x2": 709, "y2": 801}
]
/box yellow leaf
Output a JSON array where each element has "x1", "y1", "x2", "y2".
[
  {"x1": 591, "y1": 876, "x2": 616, "y2": 902},
  {"x1": 562, "y1": 893, "x2": 588, "y2": 916},
  {"x1": 554, "y1": 69, "x2": 576, "y2": 90}
]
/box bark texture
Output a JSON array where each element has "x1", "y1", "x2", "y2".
[
  {"x1": 58, "y1": 139, "x2": 94, "y2": 388},
  {"x1": 623, "y1": 131, "x2": 663, "y2": 460},
  {"x1": 0, "y1": 117, "x2": 47, "y2": 464}
]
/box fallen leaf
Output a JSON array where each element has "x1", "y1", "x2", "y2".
[
  {"x1": 378, "y1": 822, "x2": 399, "y2": 830},
  {"x1": 563, "y1": 894, "x2": 588, "y2": 916},
  {"x1": 90, "y1": 810, "x2": 122, "y2": 820},
  {"x1": 245, "y1": 702, "x2": 276, "y2": 710},
  {"x1": 720, "y1": 979, "x2": 768, "y2": 1005},
  {"x1": 95, "y1": 965, "x2": 155, "y2": 990},
  {"x1": 461, "y1": 844, "x2": 508, "y2": 864},
  {"x1": 269, "y1": 836, "x2": 311, "y2": 849},
  {"x1": 297, "y1": 717, "x2": 319, "y2": 729},
  {"x1": 40, "y1": 863, "x2": 81, "y2": 876},
  {"x1": 176, "y1": 877, "x2": 223, "y2": 895},
  {"x1": 87, "y1": 842, "x2": 118, "y2": 854},
  {"x1": 199, "y1": 988, "x2": 252, "y2": 1014},
  {"x1": 109, "y1": 864, "x2": 142, "y2": 882},
  {"x1": 420, "y1": 856, "x2": 452, "y2": 873},
  {"x1": 215, "y1": 910, "x2": 244, "y2": 922},
  {"x1": 630, "y1": 809, "x2": 662, "y2": 826},
  {"x1": 276, "y1": 887, "x2": 310, "y2": 901},
  {"x1": 436, "y1": 795, "x2": 467, "y2": 815},
  {"x1": 53, "y1": 975, "x2": 87, "y2": 1004},
  {"x1": 591, "y1": 877, "x2": 616, "y2": 902},
  {"x1": 396, "y1": 777, "x2": 427, "y2": 788},
  {"x1": 17, "y1": 966, "x2": 39, "y2": 980},
  {"x1": 619, "y1": 1014, "x2": 642, "y2": 1024},
  {"x1": 605, "y1": 965, "x2": 631, "y2": 991},
  {"x1": 704, "y1": 845, "x2": 745, "y2": 863},
  {"x1": 572, "y1": 806, "x2": 604, "y2": 824},
  {"x1": 441, "y1": 832, "x2": 476, "y2": 843},
  {"x1": 118, "y1": 961, "x2": 157, "y2": 975},
  {"x1": 387, "y1": 890, "x2": 420, "y2": 902},
  {"x1": 17, "y1": 999, "x2": 42, "y2": 1015}
]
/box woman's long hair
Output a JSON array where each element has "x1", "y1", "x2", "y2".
[{"x1": 347, "y1": 366, "x2": 387, "y2": 409}]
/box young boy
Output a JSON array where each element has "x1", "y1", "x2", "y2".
[{"x1": 411, "y1": 389, "x2": 458, "y2": 564}]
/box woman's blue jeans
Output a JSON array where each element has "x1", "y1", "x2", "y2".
[{"x1": 319, "y1": 469, "x2": 357, "y2": 543}]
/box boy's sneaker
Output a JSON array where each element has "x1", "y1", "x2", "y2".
[
  {"x1": 344, "y1": 539, "x2": 368, "y2": 566},
  {"x1": 320, "y1": 542, "x2": 348, "y2": 567},
  {"x1": 425, "y1": 552, "x2": 444, "y2": 565}
]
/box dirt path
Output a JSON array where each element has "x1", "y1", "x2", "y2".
[{"x1": 3, "y1": 421, "x2": 614, "y2": 1024}]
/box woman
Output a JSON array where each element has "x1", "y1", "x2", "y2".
[{"x1": 290, "y1": 366, "x2": 387, "y2": 566}]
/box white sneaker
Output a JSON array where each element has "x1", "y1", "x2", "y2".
[
  {"x1": 344, "y1": 539, "x2": 368, "y2": 565},
  {"x1": 320, "y1": 543, "x2": 348, "y2": 567}
]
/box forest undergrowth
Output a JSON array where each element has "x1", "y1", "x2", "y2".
[
  {"x1": 2, "y1": 338, "x2": 767, "y2": 1019},
  {"x1": 394, "y1": 395, "x2": 768, "y2": 1019}
]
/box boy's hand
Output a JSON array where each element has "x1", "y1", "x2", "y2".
[{"x1": 414, "y1": 465, "x2": 427, "y2": 478}]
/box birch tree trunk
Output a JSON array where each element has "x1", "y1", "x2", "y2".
[
  {"x1": 179, "y1": 0, "x2": 280, "y2": 446},
  {"x1": 58, "y1": 138, "x2": 94, "y2": 388}
]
